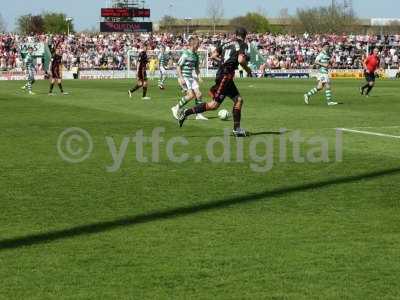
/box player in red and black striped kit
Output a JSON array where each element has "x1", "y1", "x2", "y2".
[
  {"x1": 178, "y1": 28, "x2": 252, "y2": 137},
  {"x1": 129, "y1": 44, "x2": 151, "y2": 100},
  {"x1": 49, "y1": 48, "x2": 68, "y2": 95},
  {"x1": 360, "y1": 48, "x2": 380, "y2": 97}
]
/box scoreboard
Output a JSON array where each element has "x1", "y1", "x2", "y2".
[
  {"x1": 100, "y1": 6, "x2": 152, "y2": 33},
  {"x1": 101, "y1": 8, "x2": 151, "y2": 18}
]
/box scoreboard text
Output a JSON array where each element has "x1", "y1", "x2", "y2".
[
  {"x1": 101, "y1": 8, "x2": 151, "y2": 18},
  {"x1": 100, "y1": 22, "x2": 153, "y2": 33}
]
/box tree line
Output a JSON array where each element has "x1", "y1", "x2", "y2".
[
  {"x1": 160, "y1": 1, "x2": 399, "y2": 35},
  {"x1": 0, "y1": 12, "x2": 75, "y2": 35},
  {"x1": 290, "y1": 2, "x2": 359, "y2": 34}
]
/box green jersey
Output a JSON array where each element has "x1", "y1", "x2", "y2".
[
  {"x1": 315, "y1": 50, "x2": 330, "y2": 74},
  {"x1": 24, "y1": 53, "x2": 35, "y2": 69},
  {"x1": 158, "y1": 52, "x2": 169, "y2": 67},
  {"x1": 178, "y1": 50, "x2": 199, "y2": 78}
]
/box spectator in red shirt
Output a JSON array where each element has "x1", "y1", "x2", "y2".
[{"x1": 360, "y1": 48, "x2": 380, "y2": 97}]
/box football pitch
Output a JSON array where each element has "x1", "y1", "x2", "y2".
[{"x1": 1, "y1": 78, "x2": 399, "y2": 299}]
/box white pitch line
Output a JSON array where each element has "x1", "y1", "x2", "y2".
[
  {"x1": 338, "y1": 128, "x2": 400, "y2": 139},
  {"x1": 351, "y1": 126, "x2": 400, "y2": 129}
]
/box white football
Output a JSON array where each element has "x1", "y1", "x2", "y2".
[{"x1": 218, "y1": 109, "x2": 231, "y2": 121}]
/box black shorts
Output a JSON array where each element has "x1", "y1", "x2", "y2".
[
  {"x1": 210, "y1": 73, "x2": 240, "y2": 103},
  {"x1": 138, "y1": 67, "x2": 147, "y2": 82},
  {"x1": 364, "y1": 71, "x2": 376, "y2": 82},
  {"x1": 51, "y1": 66, "x2": 61, "y2": 79}
]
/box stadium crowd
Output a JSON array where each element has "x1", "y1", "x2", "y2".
[{"x1": 1, "y1": 32, "x2": 400, "y2": 71}]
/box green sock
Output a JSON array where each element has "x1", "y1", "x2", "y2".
[
  {"x1": 307, "y1": 88, "x2": 318, "y2": 97},
  {"x1": 178, "y1": 97, "x2": 189, "y2": 108},
  {"x1": 325, "y1": 89, "x2": 332, "y2": 102},
  {"x1": 195, "y1": 98, "x2": 203, "y2": 105}
]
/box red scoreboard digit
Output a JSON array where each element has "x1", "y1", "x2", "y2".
[{"x1": 133, "y1": 9, "x2": 151, "y2": 18}]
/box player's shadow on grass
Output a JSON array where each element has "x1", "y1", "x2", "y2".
[
  {"x1": 249, "y1": 131, "x2": 287, "y2": 136},
  {"x1": 185, "y1": 130, "x2": 287, "y2": 138},
  {"x1": 1, "y1": 167, "x2": 400, "y2": 251}
]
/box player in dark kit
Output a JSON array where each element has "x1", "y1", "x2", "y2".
[
  {"x1": 178, "y1": 28, "x2": 252, "y2": 137},
  {"x1": 48, "y1": 48, "x2": 68, "y2": 95},
  {"x1": 129, "y1": 44, "x2": 151, "y2": 100},
  {"x1": 360, "y1": 47, "x2": 380, "y2": 97}
]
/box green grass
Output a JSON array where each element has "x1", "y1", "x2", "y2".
[{"x1": 1, "y1": 78, "x2": 400, "y2": 299}]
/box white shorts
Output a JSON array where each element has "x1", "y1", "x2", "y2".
[
  {"x1": 182, "y1": 77, "x2": 200, "y2": 91},
  {"x1": 159, "y1": 66, "x2": 167, "y2": 74},
  {"x1": 317, "y1": 73, "x2": 330, "y2": 84}
]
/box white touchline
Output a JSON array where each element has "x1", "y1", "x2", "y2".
[
  {"x1": 351, "y1": 126, "x2": 400, "y2": 129},
  {"x1": 338, "y1": 128, "x2": 400, "y2": 140}
]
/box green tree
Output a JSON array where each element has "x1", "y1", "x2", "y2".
[
  {"x1": 42, "y1": 12, "x2": 74, "y2": 34},
  {"x1": 292, "y1": 3, "x2": 359, "y2": 34},
  {"x1": 385, "y1": 21, "x2": 400, "y2": 34},
  {"x1": 230, "y1": 13, "x2": 270, "y2": 33},
  {"x1": 16, "y1": 14, "x2": 44, "y2": 34},
  {"x1": 160, "y1": 15, "x2": 178, "y2": 32},
  {"x1": 207, "y1": 0, "x2": 224, "y2": 34}
]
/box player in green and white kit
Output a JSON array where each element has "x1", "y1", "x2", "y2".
[
  {"x1": 171, "y1": 37, "x2": 208, "y2": 121},
  {"x1": 158, "y1": 45, "x2": 169, "y2": 89},
  {"x1": 21, "y1": 47, "x2": 36, "y2": 95},
  {"x1": 304, "y1": 43, "x2": 338, "y2": 106}
]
